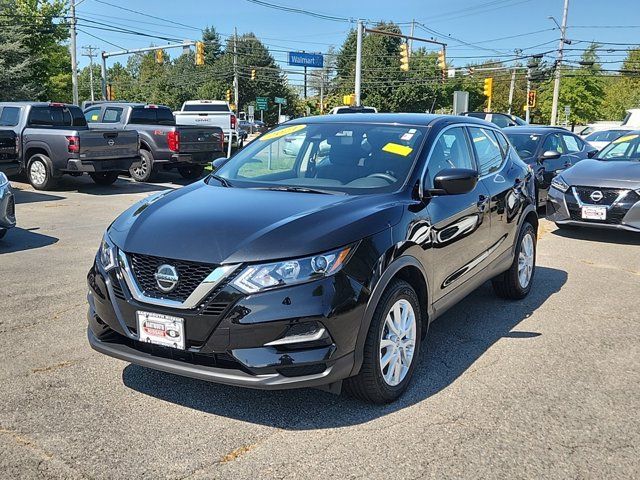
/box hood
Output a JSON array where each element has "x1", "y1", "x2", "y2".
[
  {"x1": 561, "y1": 159, "x2": 640, "y2": 190},
  {"x1": 109, "y1": 181, "x2": 403, "y2": 264}
]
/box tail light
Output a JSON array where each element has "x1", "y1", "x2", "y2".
[
  {"x1": 167, "y1": 131, "x2": 180, "y2": 152},
  {"x1": 15, "y1": 135, "x2": 19, "y2": 154},
  {"x1": 66, "y1": 135, "x2": 80, "y2": 153},
  {"x1": 230, "y1": 114, "x2": 237, "y2": 130}
]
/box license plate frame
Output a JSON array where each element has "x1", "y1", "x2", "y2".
[
  {"x1": 581, "y1": 205, "x2": 607, "y2": 221},
  {"x1": 136, "y1": 311, "x2": 185, "y2": 350}
]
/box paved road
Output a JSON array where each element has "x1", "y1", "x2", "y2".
[{"x1": 1, "y1": 174, "x2": 639, "y2": 480}]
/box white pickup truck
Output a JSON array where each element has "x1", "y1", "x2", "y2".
[{"x1": 173, "y1": 100, "x2": 242, "y2": 150}]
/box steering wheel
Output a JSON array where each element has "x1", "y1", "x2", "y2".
[{"x1": 367, "y1": 172, "x2": 397, "y2": 183}]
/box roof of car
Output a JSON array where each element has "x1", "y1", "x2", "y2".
[
  {"x1": 502, "y1": 126, "x2": 570, "y2": 134},
  {"x1": 0, "y1": 101, "x2": 76, "y2": 107},
  {"x1": 287, "y1": 113, "x2": 491, "y2": 127}
]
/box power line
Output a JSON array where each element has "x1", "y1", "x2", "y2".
[{"x1": 243, "y1": 0, "x2": 354, "y2": 23}]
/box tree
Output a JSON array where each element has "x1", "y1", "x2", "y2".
[
  {"x1": 601, "y1": 48, "x2": 640, "y2": 121},
  {"x1": 0, "y1": 8, "x2": 39, "y2": 100}
]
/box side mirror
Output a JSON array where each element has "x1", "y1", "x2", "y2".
[
  {"x1": 587, "y1": 149, "x2": 598, "y2": 158},
  {"x1": 539, "y1": 150, "x2": 562, "y2": 161},
  {"x1": 429, "y1": 168, "x2": 478, "y2": 196},
  {"x1": 211, "y1": 156, "x2": 228, "y2": 171}
]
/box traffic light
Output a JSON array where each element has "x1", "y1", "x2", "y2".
[
  {"x1": 155, "y1": 49, "x2": 164, "y2": 65},
  {"x1": 195, "y1": 41, "x2": 205, "y2": 66},
  {"x1": 251, "y1": 69, "x2": 256, "y2": 80},
  {"x1": 527, "y1": 90, "x2": 537, "y2": 108},
  {"x1": 483, "y1": 77, "x2": 493, "y2": 111},
  {"x1": 226, "y1": 89, "x2": 231, "y2": 103},
  {"x1": 343, "y1": 94, "x2": 355, "y2": 106},
  {"x1": 437, "y1": 50, "x2": 446, "y2": 80},
  {"x1": 399, "y1": 43, "x2": 409, "y2": 72}
]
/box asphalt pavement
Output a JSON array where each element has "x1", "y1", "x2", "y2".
[{"x1": 1, "y1": 173, "x2": 639, "y2": 479}]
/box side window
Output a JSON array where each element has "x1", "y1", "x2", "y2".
[
  {"x1": 494, "y1": 130, "x2": 510, "y2": 159},
  {"x1": 84, "y1": 108, "x2": 101, "y2": 123},
  {"x1": 103, "y1": 107, "x2": 123, "y2": 123},
  {"x1": 562, "y1": 134, "x2": 581, "y2": 153},
  {"x1": 542, "y1": 133, "x2": 564, "y2": 153},
  {"x1": 489, "y1": 114, "x2": 510, "y2": 128},
  {"x1": 129, "y1": 108, "x2": 156, "y2": 124},
  {"x1": 468, "y1": 127, "x2": 504, "y2": 176},
  {"x1": 425, "y1": 127, "x2": 474, "y2": 188},
  {"x1": 0, "y1": 107, "x2": 21, "y2": 126}
]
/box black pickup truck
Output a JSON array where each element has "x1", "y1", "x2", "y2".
[
  {"x1": 0, "y1": 102, "x2": 139, "y2": 190},
  {"x1": 83, "y1": 103, "x2": 225, "y2": 182},
  {"x1": 0, "y1": 129, "x2": 19, "y2": 177}
]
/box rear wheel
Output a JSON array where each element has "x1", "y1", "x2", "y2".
[
  {"x1": 177, "y1": 164, "x2": 205, "y2": 180},
  {"x1": 129, "y1": 150, "x2": 155, "y2": 182},
  {"x1": 344, "y1": 280, "x2": 422, "y2": 404},
  {"x1": 27, "y1": 154, "x2": 57, "y2": 190},
  {"x1": 89, "y1": 171, "x2": 120, "y2": 186},
  {"x1": 492, "y1": 221, "x2": 536, "y2": 299}
]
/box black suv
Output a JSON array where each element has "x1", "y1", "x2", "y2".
[{"x1": 87, "y1": 114, "x2": 538, "y2": 403}]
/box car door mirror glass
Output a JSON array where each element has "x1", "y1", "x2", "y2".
[
  {"x1": 211, "y1": 156, "x2": 228, "y2": 170},
  {"x1": 428, "y1": 168, "x2": 478, "y2": 196},
  {"x1": 540, "y1": 150, "x2": 561, "y2": 161},
  {"x1": 587, "y1": 149, "x2": 598, "y2": 158}
]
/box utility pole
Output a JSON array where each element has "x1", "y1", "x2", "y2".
[
  {"x1": 233, "y1": 27, "x2": 239, "y2": 113},
  {"x1": 82, "y1": 46, "x2": 98, "y2": 102},
  {"x1": 304, "y1": 65, "x2": 307, "y2": 99},
  {"x1": 319, "y1": 72, "x2": 324, "y2": 114},
  {"x1": 69, "y1": 0, "x2": 79, "y2": 105},
  {"x1": 409, "y1": 19, "x2": 415, "y2": 55},
  {"x1": 550, "y1": 0, "x2": 570, "y2": 126},
  {"x1": 508, "y1": 68, "x2": 516, "y2": 115},
  {"x1": 526, "y1": 67, "x2": 531, "y2": 123},
  {"x1": 354, "y1": 19, "x2": 364, "y2": 107}
]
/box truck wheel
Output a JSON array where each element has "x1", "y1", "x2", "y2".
[
  {"x1": 492, "y1": 221, "x2": 536, "y2": 299},
  {"x1": 344, "y1": 279, "x2": 422, "y2": 404},
  {"x1": 129, "y1": 150, "x2": 156, "y2": 182},
  {"x1": 27, "y1": 154, "x2": 57, "y2": 190},
  {"x1": 89, "y1": 171, "x2": 120, "y2": 186},
  {"x1": 177, "y1": 165, "x2": 205, "y2": 180}
]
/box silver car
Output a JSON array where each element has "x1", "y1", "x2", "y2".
[
  {"x1": 0, "y1": 172, "x2": 16, "y2": 239},
  {"x1": 547, "y1": 131, "x2": 640, "y2": 232}
]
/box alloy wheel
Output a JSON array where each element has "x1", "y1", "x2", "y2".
[
  {"x1": 518, "y1": 232, "x2": 535, "y2": 288},
  {"x1": 379, "y1": 299, "x2": 417, "y2": 386},
  {"x1": 30, "y1": 159, "x2": 46, "y2": 186}
]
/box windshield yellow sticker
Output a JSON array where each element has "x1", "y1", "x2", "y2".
[
  {"x1": 91, "y1": 114, "x2": 99, "y2": 121},
  {"x1": 259, "y1": 124, "x2": 306, "y2": 141},
  {"x1": 613, "y1": 134, "x2": 638, "y2": 143},
  {"x1": 382, "y1": 142, "x2": 413, "y2": 156}
]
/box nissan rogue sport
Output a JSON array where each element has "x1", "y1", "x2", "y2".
[{"x1": 87, "y1": 114, "x2": 538, "y2": 404}]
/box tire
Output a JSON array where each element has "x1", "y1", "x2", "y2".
[
  {"x1": 89, "y1": 171, "x2": 120, "y2": 186},
  {"x1": 177, "y1": 164, "x2": 205, "y2": 180},
  {"x1": 0, "y1": 228, "x2": 6, "y2": 240},
  {"x1": 27, "y1": 154, "x2": 57, "y2": 190},
  {"x1": 129, "y1": 150, "x2": 156, "y2": 182},
  {"x1": 344, "y1": 279, "x2": 422, "y2": 404},
  {"x1": 492, "y1": 221, "x2": 536, "y2": 299}
]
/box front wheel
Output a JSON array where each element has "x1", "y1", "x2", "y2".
[
  {"x1": 492, "y1": 221, "x2": 536, "y2": 299},
  {"x1": 344, "y1": 279, "x2": 422, "y2": 404},
  {"x1": 177, "y1": 164, "x2": 205, "y2": 180},
  {"x1": 89, "y1": 171, "x2": 120, "y2": 186},
  {"x1": 129, "y1": 150, "x2": 155, "y2": 183}
]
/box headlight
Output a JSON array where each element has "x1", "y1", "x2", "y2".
[
  {"x1": 232, "y1": 245, "x2": 354, "y2": 294},
  {"x1": 0, "y1": 172, "x2": 8, "y2": 188},
  {"x1": 98, "y1": 232, "x2": 117, "y2": 272},
  {"x1": 550, "y1": 176, "x2": 570, "y2": 193}
]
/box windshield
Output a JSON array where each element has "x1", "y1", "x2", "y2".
[
  {"x1": 505, "y1": 132, "x2": 541, "y2": 159},
  {"x1": 214, "y1": 122, "x2": 427, "y2": 194},
  {"x1": 597, "y1": 133, "x2": 640, "y2": 161},
  {"x1": 585, "y1": 130, "x2": 628, "y2": 142}
]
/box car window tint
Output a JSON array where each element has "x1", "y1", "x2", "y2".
[
  {"x1": 156, "y1": 107, "x2": 175, "y2": 125},
  {"x1": 562, "y1": 134, "x2": 581, "y2": 153},
  {"x1": 425, "y1": 127, "x2": 474, "y2": 188},
  {"x1": 542, "y1": 133, "x2": 564, "y2": 153},
  {"x1": 237, "y1": 131, "x2": 305, "y2": 178},
  {"x1": 103, "y1": 107, "x2": 123, "y2": 123},
  {"x1": 489, "y1": 114, "x2": 510, "y2": 128},
  {"x1": 129, "y1": 108, "x2": 156, "y2": 124},
  {"x1": 494, "y1": 130, "x2": 510, "y2": 158},
  {"x1": 468, "y1": 127, "x2": 503, "y2": 176},
  {"x1": 84, "y1": 107, "x2": 101, "y2": 123},
  {"x1": 0, "y1": 107, "x2": 20, "y2": 126}
]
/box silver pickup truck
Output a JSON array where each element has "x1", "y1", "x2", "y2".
[{"x1": 0, "y1": 102, "x2": 139, "y2": 190}]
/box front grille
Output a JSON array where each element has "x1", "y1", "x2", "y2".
[
  {"x1": 129, "y1": 253, "x2": 216, "y2": 302},
  {"x1": 574, "y1": 186, "x2": 627, "y2": 206}
]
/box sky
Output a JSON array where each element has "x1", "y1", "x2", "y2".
[{"x1": 74, "y1": 0, "x2": 640, "y2": 77}]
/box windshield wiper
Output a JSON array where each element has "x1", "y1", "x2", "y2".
[
  {"x1": 207, "y1": 174, "x2": 232, "y2": 187},
  {"x1": 259, "y1": 186, "x2": 344, "y2": 195}
]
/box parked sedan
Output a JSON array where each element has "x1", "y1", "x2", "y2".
[
  {"x1": 547, "y1": 131, "x2": 640, "y2": 232},
  {"x1": 0, "y1": 172, "x2": 16, "y2": 239},
  {"x1": 504, "y1": 126, "x2": 598, "y2": 206},
  {"x1": 583, "y1": 128, "x2": 631, "y2": 151}
]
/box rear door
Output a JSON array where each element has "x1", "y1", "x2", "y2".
[{"x1": 422, "y1": 125, "x2": 492, "y2": 301}]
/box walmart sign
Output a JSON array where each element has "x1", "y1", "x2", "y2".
[{"x1": 288, "y1": 52, "x2": 324, "y2": 68}]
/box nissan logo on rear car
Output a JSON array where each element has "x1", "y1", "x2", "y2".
[
  {"x1": 107, "y1": 139, "x2": 115, "y2": 146},
  {"x1": 154, "y1": 264, "x2": 179, "y2": 292},
  {"x1": 590, "y1": 190, "x2": 604, "y2": 202}
]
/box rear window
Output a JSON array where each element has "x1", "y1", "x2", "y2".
[
  {"x1": 0, "y1": 107, "x2": 21, "y2": 126},
  {"x1": 182, "y1": 104, "x2": 230, "y2": 112},
  {"x1": 334, "y1": 107, "x2": 377, "y2": 114},
  {"x1": 585, "y1": 130, "x2": 628, "y2": 142},
  {"x1": 129, "y1": 107, "x2": 175, "y2": 125},
  {"x1": 28, "y1": 106, "x2": 87, "y2": 127}
]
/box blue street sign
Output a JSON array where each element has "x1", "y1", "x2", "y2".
[{"x1": 288, "y1": 52, "x2": 324, "y2": 68}]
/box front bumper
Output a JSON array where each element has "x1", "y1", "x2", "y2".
[
  {"x1": 547, "y1": 185, "x2": 640, "y2": 232},
  {"x1": 86, "y1": 258, "x2": 366, "y2": 390},
  {"x1": 0, "y1": 182, "x2": 16, "y2": 229},
  {"x1": 65, "y1": 157, "x2": 140, "y2": 173}
]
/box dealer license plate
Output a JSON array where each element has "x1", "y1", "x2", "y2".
[
  {"x1": 581, "y1": 206, "x2": 607, "y2": 221},
  {"x1": 137, "y1": 311, "x2": 185, "y2": 350}
]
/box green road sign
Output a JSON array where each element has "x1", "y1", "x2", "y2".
[
  {"x1": 274, "y1": 96, "x2": 287, "y2": 105},
  {"x1": 256, "y1": 97, "x2": 268, "y2": 111}
]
